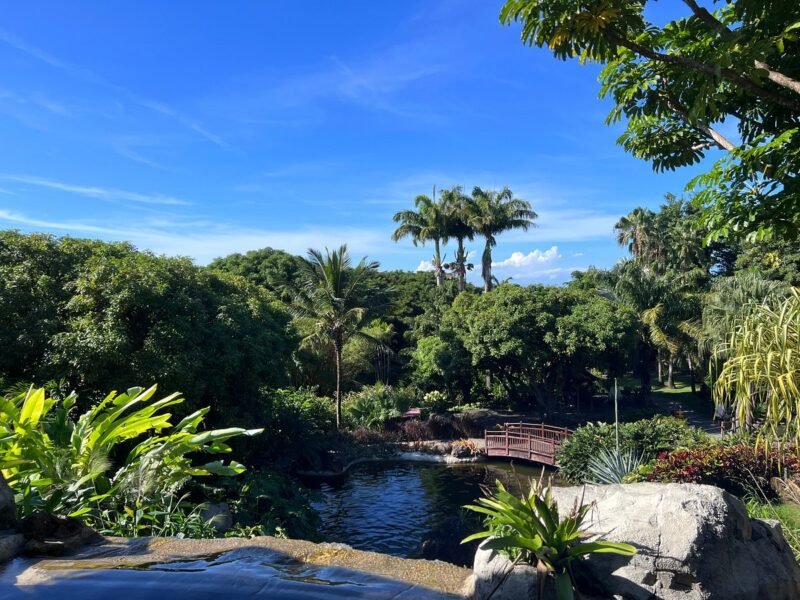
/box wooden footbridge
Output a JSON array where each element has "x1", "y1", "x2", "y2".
[{"x1": 484, "y1": 423, "x2": 572, "y2": 466}]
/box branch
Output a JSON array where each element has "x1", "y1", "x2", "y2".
[
  {"x1": 603, "y1": 29, "x2": 800, "y2": 113},
  {"x1": 659, "y1": 79, "x2": 737, "y2": 151},
  {"x1": 682, "y1": 0, "x2": 800, "y2": 98}
]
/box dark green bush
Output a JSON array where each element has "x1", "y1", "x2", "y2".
[{"x1": 557, "y1": 416, "x2": 708, "y2": 483}]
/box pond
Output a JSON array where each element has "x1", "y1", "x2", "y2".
[{"x1": 309, "y1": 460, "x2": 565, "y2": 565}]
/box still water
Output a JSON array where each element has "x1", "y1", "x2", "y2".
[{"x1": 310, "y1": 460, "x2": 562, "y2": 561}]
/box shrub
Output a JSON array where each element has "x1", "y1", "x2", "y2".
[
  {"x1": 557, "y1": 416, "x2": 708, "y2": 483},
  {"x1": 241, "y1": 387, "x2": 335, "y2": 470},
  {"x1": 343, "y1": 384, "x2": 411, "y2": 430},
  {"x1": 421, "y1": 390, "x2": 451, "y2": 414},
  {"x1": 631, "y1": 444, "x2": 800, "y2": 498},
  {"x1": 0, "y1": 385, "x2": 260, "y2": 524},
  {"x1": 451, "y1": 439, "x2": 482, "y2": 458}
]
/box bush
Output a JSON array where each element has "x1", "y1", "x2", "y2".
[
  {"x1": 0, "y1": 385, "x2": 259, "y2": 525},
  {"x1": 557, "y1": 416, "x2": 708, "y2": 483},
  {"x1": 395, "y1": 413, "x2": 479, "y2": 441},
  {"x1": 239, "y1": 387, "x2": 335, "y2": 470},
  {"x1": 343, "y1": 384, "x2": 411, "y2": 430},
  {"x1": 421, "y1": 390, "x2": 451, "y2": 414},
  {"x1": 631, "y1": 444, "x2": 800, "y2": 498}
]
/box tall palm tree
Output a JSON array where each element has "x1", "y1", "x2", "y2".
[
  {"x1": 440, "y1": 186, "x2": 475, "y2": 292},
  {"x1": 392, "y1": 192, "x2": 449, "y2": 287},
  {"x1": 288, "y1": 245, "x2": 379, "y2": 428},
  {"x1": 468, "y1": 186, "x2": 536, "y2": 293},
  {"x1": 614, "y1": 207, "x2": 657, "y2": 263}
]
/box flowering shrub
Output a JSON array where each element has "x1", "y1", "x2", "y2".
[{"x1": 631, "y1": 444, "x2": 800, "y2": 498}]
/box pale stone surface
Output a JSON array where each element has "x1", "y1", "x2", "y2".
[{"x1": 473, "y1": 483, "x2": 800, "y2": 600}]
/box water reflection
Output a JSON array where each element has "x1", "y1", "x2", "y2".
[{"x1": 310, "y1": 460, "x2": 563, "y2": 561}]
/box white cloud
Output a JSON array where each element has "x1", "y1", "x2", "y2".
[
  {"x1": 415, "y1": 260, "x2": 435, "y2": 272},
  {"x1": 492, "y1": 246, "x2": 561, "y2": 268},
  {"x1": 0, "y1": 175, "x2": 188, "y2": 206}
]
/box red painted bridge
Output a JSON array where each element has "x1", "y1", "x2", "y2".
[{"x1": 484, "y1": 423, "x2": 572, "y2": 466}]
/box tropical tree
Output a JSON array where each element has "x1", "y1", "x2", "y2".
[
  {"x1": 468, "y1": 186, "x2": 537, "y2": 292},
  {"x1": 614, "y1": 207, "x2": 657, "y2": 263},
  {"x1": 391, "y1": 192, "x2": 449, "y2": 287},
  {"x1": 287, "y1": 245, "x2": 379, "y2": 427},
  {"x1": 714, "y1": 289, "x2": 800, "y2": 442},
  {"x1": 501, "y1": 0, "x2": 800, "y2": 242},
  {"x1": 440, "y1": 186, "x2": 475, "y2": 292}
]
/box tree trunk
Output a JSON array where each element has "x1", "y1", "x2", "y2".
[
  {"x1": 687, "y1": 354, "x2": 697, "y2": 395},
  {"x1": 667, "y1": 354, "x2": 675, "y2": 389},
  {"x1": 482, "y1": 240, "x2": 492, "y2": 293},
  {"x1": 334, "y1": 340, "x2": 343, "y2": 429},
  {"x1": 657, "y1": 350, "x2": 663, "y2": 384},
  {"x1": 457, "y1": 237, "x2": 466, "y2": 292},
  {"x1": 434, "y1": 239, "x2": 443, "y2": 287}
]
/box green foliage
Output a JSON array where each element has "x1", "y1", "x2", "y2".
[
  {"x1": 463, "y1": 478, "x2": 636, "y2": 599},
  {"x1": 0, "y1": 385, "x2": 260, "y2": 523},
  {"x1": 287, "y1": 244, "x2": 380, "y2": 427},
  {"x1": 411, "y1": 335, "x2": 472, "y2": 401},
  {"x1": 501, "y1": 0, "x2": 800, "y2": 241},
  {"x1": 420, "y1": 390, "x2": 451, "y2": 414},
  {"x1": 713, "y1": 289, "x2": 800, "y2": 444},
  {"x1": 0, "y1": 232, "x2": 296, "y2": 425},
  {"x1": 586, "y1": 447, "x2": 645, "y2": 485},
  {"x1": 467, "y1": 186, "x2": 536, "y2": 292},
  {"x1": 242, "y1": 387, "x2": 335, "y2": 470},
  {"x1": 225, "y1": 471, "x2": 321, "y2": 540},
  {"x1": 558, "y1": 416, "x2": 707, "y2": 483},
  {"x1": 94, "y1": 492, "x2": 218, "y2": 539},
  {"x1": 343, "y1": 384, "x2": 411, "y2": 430}
]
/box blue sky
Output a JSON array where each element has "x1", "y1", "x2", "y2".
[{"x1": 0, "y1": 0, "x2": 708, "y2": 283}]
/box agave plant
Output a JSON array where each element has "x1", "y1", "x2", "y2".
[
  {"x1": 586, "y1": 447, "x2": 645, "y2": 485},
  {"x1": 0, "y1": 385, "x2": 261, "y2": 519},
  {"x1": 462, "y1": 475, "x2": 636, "y2": 600}
]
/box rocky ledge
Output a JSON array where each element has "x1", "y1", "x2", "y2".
[{"x1": 472, "y1": 482, "x2": 800, "y2": 600}]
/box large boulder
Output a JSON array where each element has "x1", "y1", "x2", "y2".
[
  {"x1": 0, "y1": 473, "x2": 16, "y2": 530},
  {"x1": 472, "y1": 482, "x2": 800, "y2": 600}
]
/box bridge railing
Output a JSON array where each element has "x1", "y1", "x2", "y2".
[{"x1": 484, "y1": 423, "x2": 572, "y2": 465}]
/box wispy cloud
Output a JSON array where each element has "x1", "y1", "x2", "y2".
[
  {"x1": 0, "y1": 28, "x2": 226, "y2": 149},
  {"x1": 0, "y1": 208, "x2": 391, "y2": 264},
  {"x1": 1, "y1": 175, "x2": 188, "y2": 206}
]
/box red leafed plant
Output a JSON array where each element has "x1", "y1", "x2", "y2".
[{"x1": 643, "y1": 444, "x2": 800, "y2": 498}]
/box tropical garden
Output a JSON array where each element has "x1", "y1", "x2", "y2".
[{"x1": 1, "y1": 0, "x2": 800, "y2": 595}]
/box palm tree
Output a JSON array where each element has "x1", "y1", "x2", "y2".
[
  {"x1": 440, "y1": 186, "x2": 475, "y2": 292},
  {"x1": 288, "y1": 245, "x2": 379, "y2": 428},
  {"x1": 392, "y1": 192, "x2": 449, "y2": 287},
  {"x1": 468, "y1": 186, "x2": 536, "y2": 292},
  {"x1": 614, "y1": 207, "x2": 657, "y2": 263}
]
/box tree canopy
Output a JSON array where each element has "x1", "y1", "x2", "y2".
[{"x1": 501, "y1": 0, "x2": 800, "y2": 241}]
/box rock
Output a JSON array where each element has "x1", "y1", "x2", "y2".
[
  {"x1": 20, "y1": 511, "x2": 101, "y2": 556},
  {"x1": 200, "y1": 502, "x2": 233, "y2": 532},
  {"x1": 0, "y1": 533, "x2": 25, "y2": 563},
  {"x1": 0, "y1": 473, "x2": 16, "y2": 530},
  {"x1": 472, "y1": 482, "x2": 800, "y2": 600},
  {"x1": 472, "y1": 542, "x2": 556, "y2": 599}
]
